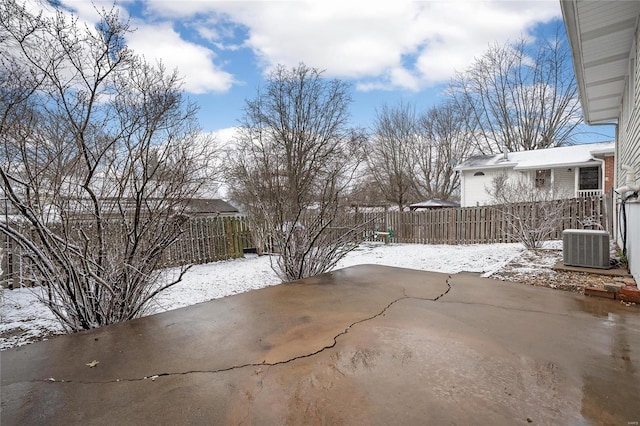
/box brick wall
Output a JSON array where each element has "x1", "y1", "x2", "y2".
[{"x1": 604, "y1": 155, "x2": 615, "y2": 193}]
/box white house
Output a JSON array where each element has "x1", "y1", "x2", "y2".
[
  {"x1": 561, "y1": 0, "x2": 640, "y2": 284},
  {"x1": 454, "y1": 142, "x2": 615, "y2": 207}
]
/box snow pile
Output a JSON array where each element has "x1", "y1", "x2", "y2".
[
  {"x1": 1, "y1": 242, "x2": 525, "y2": 350},
  {"x1": 335, "y1": 242, "x2": 523, "y2": 277},
  {"x1": 147, "y1": 254, "x2": 278, "y2": 315}
]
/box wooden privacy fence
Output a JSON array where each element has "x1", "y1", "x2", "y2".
[
  {"x1": 163, "y1": 216, "x2": 251, "y2": 267},
  {"x1": 349, "y1": 195, "x2": 612, "y2": 245},
  {"x1": 1, "y1": 195, "x2": 612, "y2": 287},
  {"x1": 1, "y1": 216, "x2": 252, "y2": 288}
]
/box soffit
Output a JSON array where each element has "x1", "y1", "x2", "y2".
[{"x1": 561, "y1": 0, "x2": 640, "y2": 123}]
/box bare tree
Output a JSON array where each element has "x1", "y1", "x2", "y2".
[
  {"x1": 449, "y1": 26, "x2": 582, "y2": 154},
  {"x1": 365, "y1": 102, "x2": 418, "y2": 210},
  {"x1": 414, "y1": 102, "x2": 474, "y2": 201},
  {"x1": 0, "y1": 1, "x2": 216, "y2": 331},
  {"x1": 487, "y1": 174, "x2": 569, "y2": 249},
  {"x1": 346, "y1": 172, "x2": 389, "y2": 207},
  {"x1": 228, "y1": 64, "x2": 366, "y2": 281}
]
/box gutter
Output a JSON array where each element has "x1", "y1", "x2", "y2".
[
  {"x1": 454, "y1": 162, "x2": 517, "y2": 172},
  {"x1": 513, "y1": 160, "x2": 602, "y2": 171}
]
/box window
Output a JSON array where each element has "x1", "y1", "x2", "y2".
[
  {"x1": 579, "y1": 166, "x2": 600, "y2": 190},
  {"x1": 535, "y1": 169, "x2": 551, "y2": 189},
  {"x1": 473, "y1": 171, "x2": 485, "y2": 176}
]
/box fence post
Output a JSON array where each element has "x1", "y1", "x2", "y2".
[
  {"x1": 223, "y1": 217, "x2": 241, "y2": 259},
  {"x1": 232, "y1": 218, "x2": 242, "y2": 257}
]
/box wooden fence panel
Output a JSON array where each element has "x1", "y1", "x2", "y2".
[
  {"x1": 2, "y1": 216, "x2": 252, "y2": 287},
  {"x1": 2, "y1": 196, "x2": 612, "y2": 287},
  {"x1": 343, "y1": 196, "x2": 610, "y2": 246}
]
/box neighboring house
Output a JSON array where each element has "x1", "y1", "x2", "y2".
[
  {"x1": 454, "y1": 142, "x2": 615, "y2": 207},
  {"x1": 182, "y1": 198, "x2": 240, "y2": 217},
  {"x1": 349, "y1": 204, "x2": 408, "y2": 213},
  {"x1": 562, "y1": 1, "x2": 640, "y2": 283},
  {"x1": 55, "y1": 197, "x2": 240, "y2": 220},
  {"x1": 409, "y1": 199, "x2": 460, "y2": 211}
]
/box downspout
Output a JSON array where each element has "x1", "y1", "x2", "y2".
[
  {"x1": 591, "y1": 156, "x2": 607, "y2": 230},
  {"x1": 592, "y1": 157, "x2": 605, "y2": 194},
  {"x1": 587, "y1": 122, "x2": 618, "y2": 239},
  {"x1": 459, "y1": 171, "x2": 465, "y2": 207},
  {"x1": 612, "y1": 122, "x2": 620, "y2": 241}
]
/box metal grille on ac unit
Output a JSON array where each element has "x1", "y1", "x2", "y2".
[{"x1": 562, "y1": 229, "x2": 610, "y2": 269}]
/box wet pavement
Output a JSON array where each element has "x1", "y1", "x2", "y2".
[{"x1": 2, "y1": 265, "x2": 639, "y2": 425}]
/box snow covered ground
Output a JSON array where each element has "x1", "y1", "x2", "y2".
[{"x1": 1, "y1": 242, "x2": 536, "y2": 351}]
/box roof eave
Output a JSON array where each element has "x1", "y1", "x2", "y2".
[
  {"x1": 513, "y1": 160, "x2": 603, "y2": 171},
  {"x1": 560, "y1": 0, "x2": 593, "y2": 123},
  {"x1": 561, "y1": 0, "x2": 640, "y2": 125},
  {"x1": 455, "y1": 162, "x2": 517, "y2": 172},
  {"x1": 589, "y1": 148, "x2": 615, "y2": 156}
]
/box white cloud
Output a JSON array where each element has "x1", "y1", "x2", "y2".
[
  {"x1": 144, "y1": 0, "x2": 561, "y2": 91},
  {"x1": 42, "y1": 0, "x2": 562, "y2": 94},
  {"x1": 126, "y1": 22, "x2": 234, "y2": 94},
  {"x1": 45, "y1": 0, "x2": 234, "y2": 95},
  {"x1": 57, "y1": 0, "x2": 113, "y2": 25},
  {"x1": 390, "y1": 67, "x2": 421, "y2": 91},
  {"x1": 208, "y1": 127, "x2": 239, "y2": 148}
]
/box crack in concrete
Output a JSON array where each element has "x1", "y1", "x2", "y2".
[
  {"x1": 437, "y1": 275, "x2": 453, "y2": 300},
  {"x1": 435, "y1": 277, "x2": 578, "y2": 317},
  {"x1": 440, "y1": 300, "x2": 575, "y2": 318},
  {"x1": 35, "y1": 276, "x2": 454, "y2": 386}
]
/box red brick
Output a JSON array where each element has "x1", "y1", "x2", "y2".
[
  {"x1": 619, "y1": 286, "x2": 640, "y2": 303},
  {"x1": 584, "y1": 287, "x2": 616, "y2": 299},
  {"x1": 604, "y1": 156, "x2": 615, "y2": 194}
]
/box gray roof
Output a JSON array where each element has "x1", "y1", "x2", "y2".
[
  {"x1": 454, "y1": 142, "x2": 614, "y2": 172},
  {"x1": 410, "y1": 199, "x2": 460, "y2": 208},
  {"x1": 183, "y1": 198, "x2": 239, "y2": 214}
]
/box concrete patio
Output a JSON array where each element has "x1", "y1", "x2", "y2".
[{"x1": 2, "y1": 265, "x2": 639, "y2": 425}]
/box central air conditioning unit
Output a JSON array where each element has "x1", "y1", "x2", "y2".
[{"x1": 562, "y1": 229, "x2": 610, "y2": 269}]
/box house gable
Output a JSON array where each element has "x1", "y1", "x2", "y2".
[{"x1": 455, "y1": 142, "x2": 614, "y2": 207}]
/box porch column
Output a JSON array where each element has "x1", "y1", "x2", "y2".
[{"x1": 574, "y1": 167, "x2": 579, "y2": 197}]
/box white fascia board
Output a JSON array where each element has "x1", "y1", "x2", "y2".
[
  {"x1": 513, "y1": 161, "x2": 601, "y2": 171},
  {"x1": 589, "y1": 147, "x2": 616, "y2": 156},
  {"x1": 454, "y1": 162, "x2": 517, "y2": 172}
]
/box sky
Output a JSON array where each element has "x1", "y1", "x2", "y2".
[{"x1": 38, "y1": 0, "x2": 615, "y2": 143}]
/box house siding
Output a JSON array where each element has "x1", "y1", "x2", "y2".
[
  {"x1": 626, "y1": 204, "x2": 640, "y2": 280},
  {"x1": 616, "y1": 25, "x2": 640, "y2": 282},
  {"x1": 461, "y1": 168, "x2": 509, "y2": 206},
  {"x1": 460, "y1": 166, "x2": 582, "y2": 207},
  {"x1": 554, "y1": 168, "x2": 574, "y2": 196},
  {"x1": 457, "y1": 143, "x2": 613, "y2": 207}
]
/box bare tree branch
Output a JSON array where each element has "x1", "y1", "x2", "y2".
[
  {"x1": 228, "y1": 63, "x2": 366, "y2": 281},
  {"x1": 0, "y1": 1, "x2": 217, "y2": 331},
  {"x1": 486, "y1": 173, "x2": 570, "y2": 249},
  {"x1": 414, "y1": 102, "x2": 474, "y2": 201},
  {"x1": 448, "y1": 27, "x2": 582, "y2": 154},
  {"x1": 365, "y1": 102, "x2": 419, "y2": 210}
]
